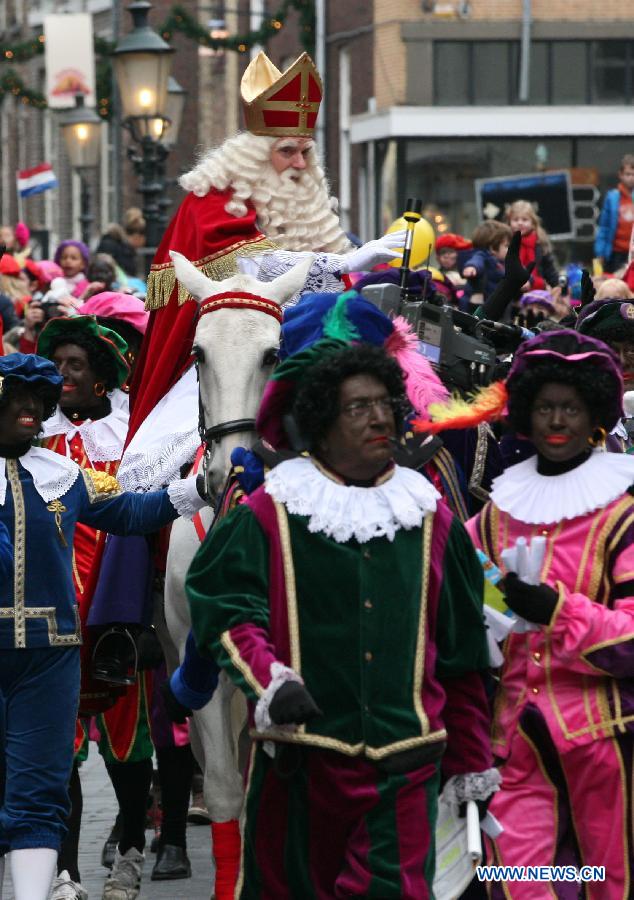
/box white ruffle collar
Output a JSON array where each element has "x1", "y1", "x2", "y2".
[
  {"x1": 490, "y1": 450, "x2": 634, "y2": 525},
  {"x1": 41, "y1": 389, "x2": 129, "y2": 464},
  {"x1": 0, "y1": 446, "x2": 79, "y2": 506},
  {"x1": 264, "y1": 456, "x2": 440, "y2": 543}
]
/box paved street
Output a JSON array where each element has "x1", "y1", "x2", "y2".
[{"x1": 3, "y1": 746, "x2": 215, "y2": 899}]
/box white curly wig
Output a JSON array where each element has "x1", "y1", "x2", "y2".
[{"x1": 179, "y1": 132, "x2": 351, "y2": 254}]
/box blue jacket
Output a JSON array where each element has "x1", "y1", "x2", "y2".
[
  {"x1": 462, "y1": 249, "x2": 505, "y2": 301},
  {"x1": 595, "y1": 187, "x2": 633, "y2": 260},
  {"x1": 0, "y1": 449, "x2": 179, "y2": 649}
]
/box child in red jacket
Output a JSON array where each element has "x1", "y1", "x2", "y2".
[{"x1": 505, "y1": 199, "x2": 559, "y2": 291}]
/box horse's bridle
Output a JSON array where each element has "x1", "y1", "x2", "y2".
[{"x1": 195, "y1": 290, "x2": 283, "y2": 491}]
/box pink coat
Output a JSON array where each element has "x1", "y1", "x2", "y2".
[{"x1": 466, "y1": 493, "x2": 634, "y2": 758}]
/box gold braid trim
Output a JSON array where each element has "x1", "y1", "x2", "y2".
[{"x1": 145, "y1": 236, "x2": 278, "y2": 311}]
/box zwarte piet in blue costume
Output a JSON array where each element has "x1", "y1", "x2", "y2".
[{"x1": 0, "y1": 353, "x2": 205, "y2": 900}]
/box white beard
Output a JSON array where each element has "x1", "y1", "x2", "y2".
[{"x1": 248, "y1": 164, "x2": 350, "y2": 253}]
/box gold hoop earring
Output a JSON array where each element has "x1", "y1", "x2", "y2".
[
  {"x1": 94, "y1": 382, "x2": 106, "y2": 398},
  {"x1": 588, "y1": 427, "x2": 607, "y2": 448}
]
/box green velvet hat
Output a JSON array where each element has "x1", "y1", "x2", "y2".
[{"x1": 37, "y1": 315, "x2": 130, "y2": 388}]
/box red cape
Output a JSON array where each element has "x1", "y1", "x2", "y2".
[{"x1": 128, "y1": 188, "x2": 274, "y2": 441}]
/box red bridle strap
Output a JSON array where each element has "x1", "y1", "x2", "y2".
[{"x1": 198, "y1": 291, "x2": 283, "y2": 323}]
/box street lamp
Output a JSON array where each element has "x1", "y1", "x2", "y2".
[
  {"x1": 152, "y1": 77, "x2": 187, "y2": 232},
  {"x1": 59, "y1": 94, "x2": 103, "y2": 246},
  {"x1": 113, "y1": 1, "x2": 174, "y2": 265},
  {"x1": 156, "y1": 77, "x2": 186, "y2": 150}
]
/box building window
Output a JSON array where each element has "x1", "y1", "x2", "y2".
[
  {"x1": 591, "y1": 40, "x2": 630, "y2": 103},
  {"x1": 433, "y1": 40, "x2": 630, "y2": 105},
  {"x1": 434, "y1": 41, "x2": 471, "y2": 104}
]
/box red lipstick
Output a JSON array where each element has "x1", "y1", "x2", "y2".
[{"x1": 544, "y1": 434, "x2": 571, "y2": 445}]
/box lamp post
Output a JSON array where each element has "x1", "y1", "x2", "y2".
[
  {"x1": 113, "y1": 1, "x2": 174, "y2": 271},
  {"x1": 59, "y1": 95, "x2": 102, "y2": 247},
  {"x1": 155, "y1": 77, "x2": 186, "y2": 231}
]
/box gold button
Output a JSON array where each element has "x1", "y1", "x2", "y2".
[
  {"x1": 532, "y1": 687, "x2": 539, "y2": 694},
  {"x1": 364, "y1": 599, "x2": 373, "y2": 610},
  {"x1": 363, "y1": 550, "x2": 371, "y2": 560},
  {"x1": 364, "y1": 651, "x2": 373, "y2": 662},
  {"x1": 533, "y1": 651, "x2": 541, "y2": 662}
]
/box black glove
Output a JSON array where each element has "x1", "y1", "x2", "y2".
[
  {"x1": 503, "y1": 572, "x2": 558, "y2": 625},
  {"x1": 160, "y1": 679, "x2": 192, "y2": 724},
  {"x1": 580, "y1": 269, "x2": 596, "y2": 308},
  {"x1": 269, "y1": 681, "x2": 322, "y2": 726},
  {"x1": 136, "y1": 628, "x2": 164, "y2": 670},
  {"x1": 481, "y1": 231, "x2": 535, "y2": 321}
]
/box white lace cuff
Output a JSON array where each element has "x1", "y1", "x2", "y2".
[
  {"x1": 254, "y1": 662, "x2": 303, "y2": 733},
  {"x1": 167, "y1": 476, "x2": 207, "y2": 519},
  {"x1": 442, "y1": 768, "x2": 501, "y2": 809},
  {"x1": 251, "y1": 251, "x2": 346, "y2": 307}
]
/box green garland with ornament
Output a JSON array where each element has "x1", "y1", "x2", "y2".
[{"x1": 0, "y1": 0, "x2": 315, "y2": 115}]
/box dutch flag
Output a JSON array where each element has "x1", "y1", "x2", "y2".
[{"x1": 16, "y1": 163, "x2": 58, "y2": 198}]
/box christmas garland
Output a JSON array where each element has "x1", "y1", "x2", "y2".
[
  {"x1": 0, "y1": 70, "x2": 47, "y2": 107},
  {"x1": 160, "y1": 1, "x2": 315, "y2": 54},
  {"x1": 0, "y1": 0, "x2": 315, "y2": 72}
]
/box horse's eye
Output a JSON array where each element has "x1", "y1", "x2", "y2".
[
  {"x1": 193, "y1": 345, "x2": 205, "y2": 364},
  {"x1": 263, "y1": 348, "x2": 278, "y2": 367}
]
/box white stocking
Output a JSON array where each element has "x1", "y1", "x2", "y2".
[
  {"x1": 9, "y1": 848, "x2": 57, "y2": 900},
  {"x1": 0, "y1": 855, "x2": 4, "y2": 900}
]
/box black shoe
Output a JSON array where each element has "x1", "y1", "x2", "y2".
[{"x1": 151, "y1": 843, "x2": 192, "y2": 881}]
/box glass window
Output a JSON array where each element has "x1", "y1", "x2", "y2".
[
  {"x1": 551, "y1": 41, "x2": 587, "y2": 103},
  {"x1": 528, "y1": 41, "x2": 549, "y2": 104},
  {"x1": 473, "y1": 42, "x2": 510, "y2": 104},
  {"x1": 434, "y1": 42, "x2": 470, "y2": 105},
  {"x1": 591, "y1": 40, "x2": 629, "y2": 103}
]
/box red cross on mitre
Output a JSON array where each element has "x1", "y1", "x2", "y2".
[{"x1": 241, "y1": 52, "x2": 323, "y2": 138}]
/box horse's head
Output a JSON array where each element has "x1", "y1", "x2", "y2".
[{"x1": 170, "y1": 250, "x2": 314, "y2": 493}]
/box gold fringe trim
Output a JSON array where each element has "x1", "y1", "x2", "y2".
[{"x1": 145, "y1": 236, "x2": 277, "y2": 311}]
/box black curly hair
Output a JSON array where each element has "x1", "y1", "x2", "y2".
[
  {"x1": 292, "y1": 343, "x2": 408, "y2": 450},
  {"x1": 507, "y1": 334, "x2": 621, "y2": 435},
  {"x1": 0, "y1": 378, "x2": 61, "y2": 425},
  {"x1": 46, "y1": 330, "x2": 121, "y2": 391}
]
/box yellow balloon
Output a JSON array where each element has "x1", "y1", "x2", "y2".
[{"x1": 386, "y1": 216, "x2": 436, "y2": 270}]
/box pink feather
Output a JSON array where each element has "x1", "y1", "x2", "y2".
[{"x1": 384, "y1": 316, "x2": 449, "y2": 415}]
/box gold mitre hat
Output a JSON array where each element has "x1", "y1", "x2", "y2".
[{"x1": 240, "y1": 51, "x2": 323, "y2": 138}]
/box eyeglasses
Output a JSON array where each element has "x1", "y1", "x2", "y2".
[{"x1": 340, "y1": 397, "x2": 399, "y2": 419}]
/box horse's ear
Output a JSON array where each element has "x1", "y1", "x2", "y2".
[
  {"x1": 170, "y1": 250, "x2": 218, "y2": 302},
  {"x1": 265, "y1": 254, "x2": 315, "y2": 304}
]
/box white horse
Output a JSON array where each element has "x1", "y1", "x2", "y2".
[{"x1": 161, "y1": 251, "x2": 313, "y2": 898}]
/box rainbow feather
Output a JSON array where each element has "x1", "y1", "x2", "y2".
[
  {"x1": 322, "y1": 292, "x2": 361, "y2": 343},
  {"x1": 412, "y1": 380, "x2": 508, "y2": 434}
]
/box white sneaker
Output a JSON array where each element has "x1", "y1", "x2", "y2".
[
  {"x1": 50, "y1": 870, "x2": 88, "y2": 900},
  {"x1": 102, "y1": 848, "x2": 144, "y2": 900}
]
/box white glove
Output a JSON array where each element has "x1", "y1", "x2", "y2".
[{"x1": 340, "y1": 230, "x2": 406, "y2": 274}]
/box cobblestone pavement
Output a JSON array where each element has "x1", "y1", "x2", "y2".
[{"x1": 3, "y1": 745, "x2": 216, "y2": 899}]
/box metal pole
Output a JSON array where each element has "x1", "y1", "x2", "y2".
[
  {"x1": 79, "y1": 173, "x2": 93, "y2": 247},
  {"x1": 128, "y1": 134, "x2": 168, "y2": 275},
  {"x1": 518, "y1": 0, "x2": 532, "y2": 103},
  {"x1": 315, "y1": 0, "x2": 326, "y2": 157}
]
